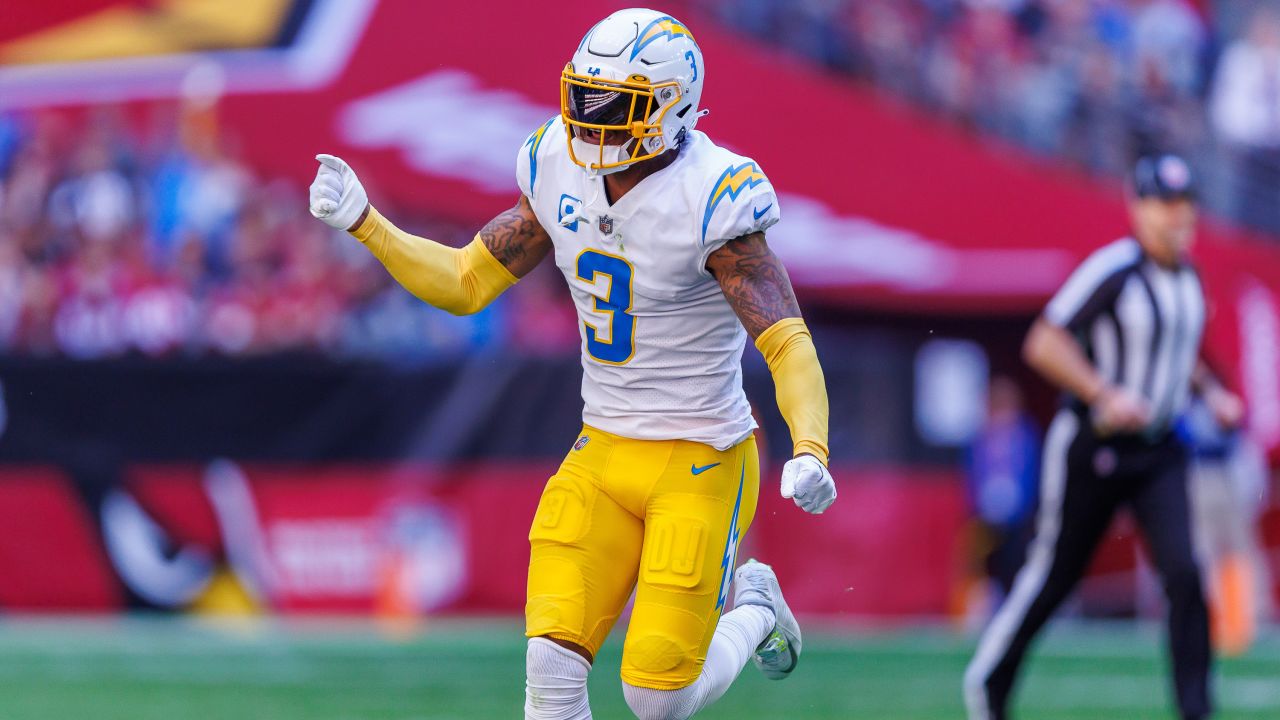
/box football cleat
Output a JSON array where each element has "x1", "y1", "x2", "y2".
[{"x1": 733, "y1": 559, "x2": 802, "y2": 679}]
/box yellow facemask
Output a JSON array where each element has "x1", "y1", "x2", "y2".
[{"x1": 560, "y1": 64, "x2": 683, "y2": 174}]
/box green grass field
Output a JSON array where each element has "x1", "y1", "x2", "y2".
[{"x1": 1, "y1": 616, "x2": 1277, "y2": 719}]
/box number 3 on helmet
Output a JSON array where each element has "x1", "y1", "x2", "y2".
[{"x1": 561, "y1": 8, "x2": 706, "y2": 176}]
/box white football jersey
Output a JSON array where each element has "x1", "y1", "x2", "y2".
[{"x1": 516, "y1": 117, "x2": 781, "y2": 450}]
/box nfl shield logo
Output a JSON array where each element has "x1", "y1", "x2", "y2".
[
  {"x1": 597, "y1": 215, "x2": 614, "y2": 235},
  {"x1": 573, "y1": 436, "x2": 590, "y2": 451}
]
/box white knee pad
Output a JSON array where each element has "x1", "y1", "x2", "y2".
[
  {"x1": 622, "y1": 681, "x2": 708, "y2": 720},
  {"x1": 526, "y1": 638, "x2": 592, "y2": 720},
  {"x1": 621, "y1": 605, "x2": 768, "y2": 720}
]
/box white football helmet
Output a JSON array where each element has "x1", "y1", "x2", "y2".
[{"x1": 561, "y1": 8, "x2": 705, "y2": 175}]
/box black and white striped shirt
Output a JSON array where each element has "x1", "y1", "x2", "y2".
[{"x1": 1043, "y1": 237, "x2": 1205, "y2": 436}]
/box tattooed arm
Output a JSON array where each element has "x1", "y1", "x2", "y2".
[
  {"x1": 706, "y1": 231, "x2": 803, "y2": 338},
  {"x1": 346, "y1": 195, "x2": 550, "y2": 315},
  {"x1": 477, "y1": 195, "x2": 554, "y2": 278},
  {"x1": 709, "y1": 232, "x2": 834, "y2": 510},
  {"x1": 353, "y1": 195, "x2": 551, "y2": 278}
]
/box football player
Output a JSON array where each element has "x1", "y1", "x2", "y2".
[{"x1": 309, "y1": 9, "x2": 835, "y2": 719}]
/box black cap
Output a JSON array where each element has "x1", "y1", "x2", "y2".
[{"x1": 1131, "y1": 153, "x2": 1197, "y2": 201}]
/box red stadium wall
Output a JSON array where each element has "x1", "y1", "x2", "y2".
[
  {"x1": 4, "y1": 462, "x2": 1278, "y2": 619},
  {"x1": 0, "y1": 462, "x2": 970, "y2": 618},
  {"x1": 0, "y1": 468, "x2": 120, "y2": 610},
  {"x1": 748, "y1": 468, "x2": 968, "y2": 617}
]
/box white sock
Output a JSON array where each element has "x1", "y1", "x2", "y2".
[
  {"x1": 525, "y1": 637, "x2": 592, "y2": 720},
  {"x1": 622, "y1": 604, "x2": 775, "y2": 720}
]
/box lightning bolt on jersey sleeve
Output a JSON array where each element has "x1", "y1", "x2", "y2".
[
  {"x1": 351, "y1": 206, "x2": 517, "y2": 316},
  {"x1": 517, "y1": 117, "x2": 559, "y2": 201},
  {"x1": 696, "y1": 160, "x2": 781, "y2": 275}
]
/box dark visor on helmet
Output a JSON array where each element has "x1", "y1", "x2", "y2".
[{"x1": 568, "y1": 85, "x2": 637, "y2": 127}]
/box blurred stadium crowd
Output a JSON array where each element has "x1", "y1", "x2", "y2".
[
  {"x1": 3, "y1": 0, "x2": 1280, "y2": 361},
  {"x1": 712, "y1": 0, "x2": 1280, "y2": 235},
  {"x1": 0, "y1": 105, "x2": 556, "y2": 360}
]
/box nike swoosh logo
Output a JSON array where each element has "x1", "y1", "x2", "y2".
[
  {"x1": 691, "y1": 462, "x2": 721, "y2": 475},
  {"x1": 753, "y1": 203, "x2": 773, "y2": 220}
]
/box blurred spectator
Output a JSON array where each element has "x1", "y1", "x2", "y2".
[
  {"x1": 0, "y1": 105, "x2": 522, "y2": 361},
  {"x1": 1210, "y1": 5, "x2": 1280, "y2": 233},
  {"x1": 964, "y1": 376, "x2": 1040, "y2": 599},
  {"x1": 0, "y1": 240, "x2": 22, "y2": 349},
  {"x1": 1063, "y1": 42, "x2": 1129, "y2": 174},
  {"x1": 1179, "y1": 396, "x2": 1274, "y2": 656},
  {"x1": 1132, "y1": 0, "x2": 1205, "y2": 96}
]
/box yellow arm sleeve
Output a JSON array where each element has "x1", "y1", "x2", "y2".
[
  {"x1": 350, "y1": 205, "x2": 518, "y2": 316},
  {"x1": 755, "y1": 318, "x2": 830, "y2": 465}
]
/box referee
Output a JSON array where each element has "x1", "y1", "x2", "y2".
[{"x1": 964, "y1": 154, "x2": 1244, "y2": 720}]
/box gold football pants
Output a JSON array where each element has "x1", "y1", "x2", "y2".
[{"x1": 526, "y1": 425, "x2": 760, "y2": 689}]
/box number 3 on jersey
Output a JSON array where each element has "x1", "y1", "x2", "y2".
[{"x1": 576, "y1": 250, "x2": 635, "y2": 365}]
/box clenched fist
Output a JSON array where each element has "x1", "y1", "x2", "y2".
[
  {"x1": 780, "y1": 455, "x2": 837, "y2": 514},
  {"x1": 309, "y1": 153, "x2": 368, "y2": 231}
]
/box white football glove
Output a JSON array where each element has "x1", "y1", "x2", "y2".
[
  {"x1": 780, "y1": 455, "x2": 837, "y2": 514},
  {"x1": 309, "y1": 153, "x2": 368, "y2": 231}
]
